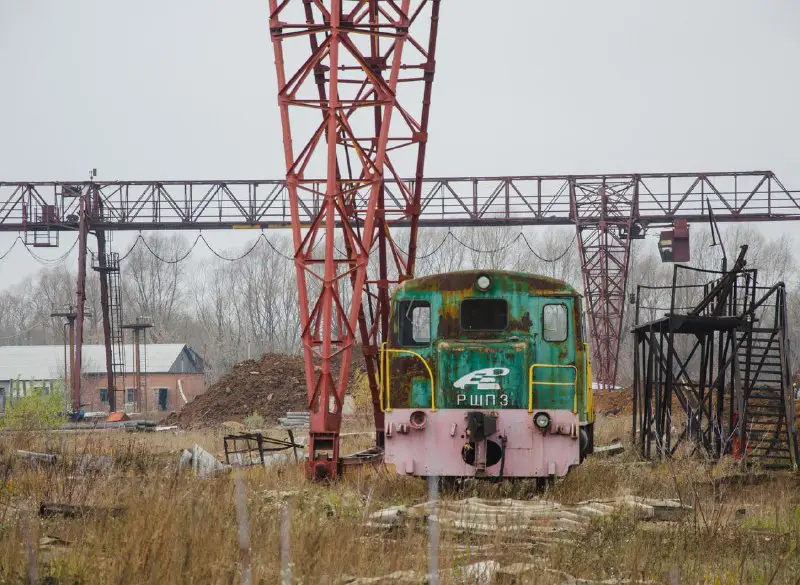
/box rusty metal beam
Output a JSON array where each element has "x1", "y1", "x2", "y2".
[{"x1": 1, "y1": 172, "x2": 797, "y2": 232}]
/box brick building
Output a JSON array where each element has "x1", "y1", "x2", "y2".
[{"x1": 0, "y1": 344, "x2": 204, "y2": 415}]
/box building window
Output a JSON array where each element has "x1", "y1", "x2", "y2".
[
  {"x1": 155, "y1": 387, "x2": 169, "y2": 411},
  {"x1": 99, "y1": 388, "x2": 108, "y2": 403},
  {"x1": 399, "y1": 300, "x2": 431, "y2": 346},
  {"x1": 126, "y1": 388, "x2": 136, "y2": 404},
  {"x1": 461, "y1": 299, "x2": 508, "y2": 331},
  {"x1": 542, "y1": 304, "x2": 568, "y2": 342}
]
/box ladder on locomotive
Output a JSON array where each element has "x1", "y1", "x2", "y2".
[{"x1": 737, "y1": 284, "x2": 799, "y2": 470}]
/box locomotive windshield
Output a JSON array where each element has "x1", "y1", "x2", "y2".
[
  {"x1": 542, "y1": 303, "x2": 568, "y2": 341},
  {"x1": 460, "y1": 299, "x2": 508, "y2": 331},
  {"x1": 399, "y1": 300, "x2": 431, "y2": 346}
]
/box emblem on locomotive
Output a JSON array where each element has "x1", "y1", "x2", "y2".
[
  {"x1": 453, "y1": 367, "x2": 510, "y2": 390},
  {"x1": 454, "y1": 367, "x2": 511, "y2": 407}
]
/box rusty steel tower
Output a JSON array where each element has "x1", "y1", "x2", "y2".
[{"x1": 268, "y1": 0, "x2": 440, "y2": 479}]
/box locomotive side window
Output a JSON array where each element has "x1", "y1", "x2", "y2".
[
  {"x1": 400, "y1": 300, "x2": 431, "y2": 346},
  {"x1": 542, "y1": 304, "x2": 568, "y2": 342},
  {"x1": 460, "y1": 299, "x2": 508, "y2": 331}
]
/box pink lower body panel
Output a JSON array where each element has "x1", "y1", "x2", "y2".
[{"x1": 384, "y1": 409, "x2": 580, "y2": 478}]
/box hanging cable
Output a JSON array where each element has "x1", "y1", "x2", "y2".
[
  {"x1": 520, "y1": 232, "x2": 577, "y2": 263},
  {"x1": 448, "y1": 231, "x2": 523, "y2": 254},
  {"x1": 199, "y1": 233, "x2": 279, "y2": 262},
  {"x1": 138, "y1": 234, "x2": 202, "y2": 264},
  {"x1": 0, "y1": 236, "x2": 22, "y2": 261},
  {"x1": 119, "y1": 232, "x2": 294, "y2": 264},
  {"x1": 416, "y1": 230, "x2": 453, "y2": 259},
  {"x1": 23, "y1": 236, "x2": 80, "y2": 265},
  {"x1": 200, "y1": 233, "x2": 263, "y2": 262},
  {"x1": 117, "y1": 235, "x2": 144, "y2": 262},
  {"x1": 260, "y1": 234, "x2": 295, "y2": 261}
]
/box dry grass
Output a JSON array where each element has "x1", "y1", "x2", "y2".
[{"x1": 0, "y1": 416, "x2": 798, "y2": 584}]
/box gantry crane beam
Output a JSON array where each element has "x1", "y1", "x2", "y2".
[{"x1": 1, "y1": 171, "x2": 797, "y2": 231}]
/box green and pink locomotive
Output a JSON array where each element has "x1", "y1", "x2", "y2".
[{"x1": 381, "y1": 269, "x2": 595, "y2": 479}]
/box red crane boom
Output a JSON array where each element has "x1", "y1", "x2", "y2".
[{"x1": 268, "y1": 0, "x2": 440, "y2": 478}]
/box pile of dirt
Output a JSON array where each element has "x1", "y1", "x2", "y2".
[
  {"x1": 593, "y1": 389, "x2": 633, "y2": 417},
  {"x1": 167, "y1": 350, "x2": 366, "y2": 429}
]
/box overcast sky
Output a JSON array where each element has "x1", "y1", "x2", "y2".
[{"x1": 0, "y1": 0, "x2": 798, "y2": 286}]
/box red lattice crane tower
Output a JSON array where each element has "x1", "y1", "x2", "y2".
[{"x1": 268, "y1": 0, "x2": 440, "y2": 479}]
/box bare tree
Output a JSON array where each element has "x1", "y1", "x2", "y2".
[{"x1": 121, "y1": 232, "x2": 188, "y2": 338}]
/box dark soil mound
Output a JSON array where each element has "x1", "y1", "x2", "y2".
[
  {"x1": 167, "y1": 350, "x2": 366, "y2": 429},
  {"x1": 593, "y1": 389, "x2": 633, "y2": 417}
]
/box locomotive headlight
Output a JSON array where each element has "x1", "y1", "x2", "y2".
[
  {"x1": 409, "y1": 410, "x2": 427, "y2": 430},
  {"x1": 533, "y1": 412, "x2": 551, "y2": 431},
  {"x1": 476, "y1": 275, "x2": 491, "y2": 291}
]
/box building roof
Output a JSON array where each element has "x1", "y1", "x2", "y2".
[{"x1": 0, "y1": 344, "x2": 203, "y2": 382}]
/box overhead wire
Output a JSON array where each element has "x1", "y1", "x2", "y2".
[
  {"x1": 520, "y1": 232, "x2": 577, "y2": 263},
  {"x1": 0, "y1": 236, "x2": 22, "y2": 261},
  {"x1": 323, "y1": 229, "x2": 579, "y2": 263},
  {"x1": 2, "y1": 224, "x2": 577, "y2": 269},
  {"x1": 23, "y1": 236, "x2": 80, "y2": 265},
  {"x1": 138, "y1": 234, "x2": 202, "y2": 264},
  {"x1": 416, "y1": 230, "x2": 452, "y2": 259},
  {"x1": 110, "y1": 232, "x2": 294, "y2": 264},
  {"x1": 448, "y1": 231, "x2": 522, "y2": 255}
]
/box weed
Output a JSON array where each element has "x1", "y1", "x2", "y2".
[
  {"x1": 2, "y1": 386, "x2": 65, "y2": 430},
  {"x1": 243, "y1": 412, "x2": 265, "y2": 430}
]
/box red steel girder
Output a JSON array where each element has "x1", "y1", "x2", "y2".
[
  {"x1": 268, "y1": 0, "x2": 439, "y2": 479},
  {"x1": 571, "y1": 180, "x2": 636, "y2": 389},
  {"x1": 2, "y1": 172, "x2": 798, "y2": 231}
]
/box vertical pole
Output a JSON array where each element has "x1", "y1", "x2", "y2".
[
  {"x1": 233, "y1": 473, "x2": 251, "y2": 585},
  {"x1": 62, "y1": 322, "x2": 69, "y2": 412},
  {"x1": 427, "y1": 475, "x2": 439, "y2": 585},
  {"x1": 632, "y1": 330, "x2": 639, "y2": 445},
  {"x1": 96, "y1": 229, "x2": 116, "y2": 412},
  {"x1": 134, "y1": 329, "x2": 141, "y2": 413},
  {"x1": 280, "y1": 503, "x2": 291, "y2": 585},
  {"x1": 73, "y1": 194, "x2": 89, "y2": 413},
  {"x1": 68, "y1": 317, "x2": 75, "y2": 411}
]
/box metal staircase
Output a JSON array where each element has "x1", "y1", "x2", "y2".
[
  {"x1": 92, "y1": 252, "x2": 126, "y2": 407},
  {"x1": 633, "y1": 246, "x2": 799, "y2": 470},
  {"x1": 736, "y1": 285, "x2": 799, "y2": 469},
  {"x1": 106, "y1": 252, "x2": 125, "y2": 383}
]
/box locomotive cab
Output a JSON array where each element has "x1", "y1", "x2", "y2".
[{"x1": 381, "y1": 270, "x2": 594, "y2": 479}]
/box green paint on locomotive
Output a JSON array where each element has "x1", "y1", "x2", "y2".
[{"x1": 385, "y1": 269, "x2": 594, "y2": 424}]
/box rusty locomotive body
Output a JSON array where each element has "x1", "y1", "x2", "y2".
[{"x1": 381, "y1": 269, "x2": 595, "y2": 479}]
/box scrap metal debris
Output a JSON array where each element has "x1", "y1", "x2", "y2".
[
  {"x1": 591, "y1": 441, "x2": 625, "y2": 458},
  {"x1": 340, "y1": 561, "x2": 499, "y2": 585},
  {"x1": 368, "y1": 496, "x2": 690, "y2": 547},
  {"x1": 39, "y1": 503, "x2": 125, "y2": 519},
  {"x1": 78, "y1": 454, "x2": 114, "y2": 474},
  {"x1": 339, "y1": 562, "x2": 655, "y2": 585},
  {"x1": 279, "y1": 411, "x2": 310, "y2": 429},
  {"x1": 179, "y1": 444, "x2": 230, "y2": 478},
  {"x1": 15, "y1": 450, "x2": 56, "y2": 467},
  {"x1": 224, "y1": 431, "x2": 305, "y2": 467}
]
